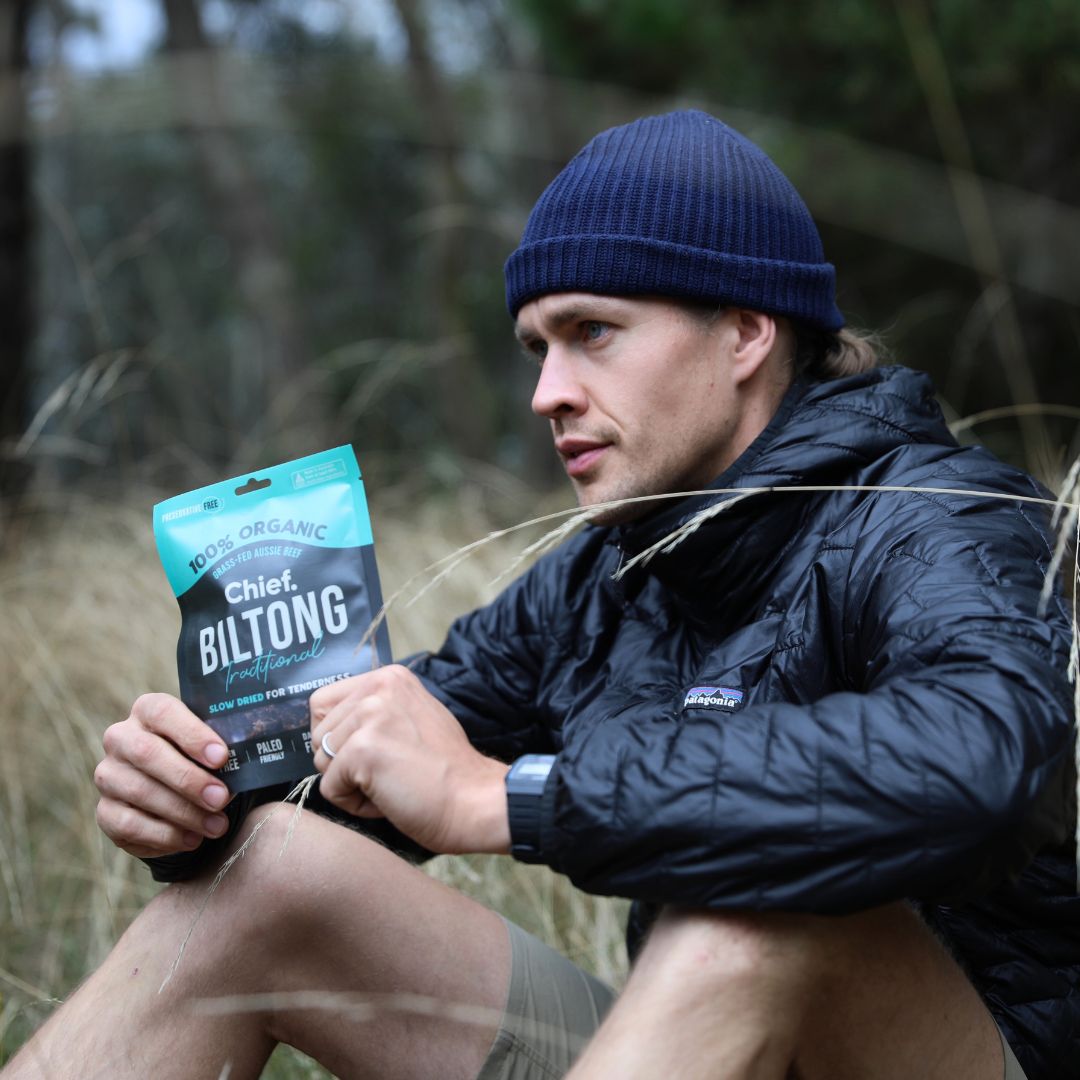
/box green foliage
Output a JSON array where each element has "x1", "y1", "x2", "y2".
[
  {"x1": 516, "y1": 0, "x2": 726, "y2": 93},
  {"x1": 16, "y1": 0, "x2": 1080, "y2": 501}
]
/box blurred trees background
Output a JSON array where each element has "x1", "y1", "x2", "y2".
[{"x1": 1, "y1": 0, "x2": 1078, "y2": 529}]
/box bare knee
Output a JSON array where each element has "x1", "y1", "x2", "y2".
[
  {"x1": 636, "y1": 906, "x2": 828, "y2": 1000},
  {"x1": 616, "y1": 905, "x2": 990, "y2": 1080},
  {"x1": 631, "y1": 902, "x2": 943, "y2": 1036},
  {"x1": 599, "y1": 909, "x2": 831, "y2": 1076},
  {"x1": 210, "y1": 804, "x2": 397, "y2": 930},
  {"x1": 148, "y1": 804, "x2": 394, "y2": 958}
]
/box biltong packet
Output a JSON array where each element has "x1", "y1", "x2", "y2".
[{"x1": 153, "y1": 446, "x2": 391, "y2": 793}]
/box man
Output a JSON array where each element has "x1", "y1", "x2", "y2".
[{"x1": 5, "y1": 110, "x2": 1076, "y2": 1079}]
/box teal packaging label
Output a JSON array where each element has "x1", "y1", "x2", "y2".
[{"x1": 153, "y1": 446, "x2": 391, "y2": 793}]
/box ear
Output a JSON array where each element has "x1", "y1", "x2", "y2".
[{"x1": 729, "y1": 309, "x2": 778, "y2": 386}]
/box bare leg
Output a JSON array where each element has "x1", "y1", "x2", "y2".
[
  {"x1": 567, "y1": 903, "x2": 1005, "y2": 1080},
  {"x1": 3, "y1": 806, "x2": 510, "y2": 1080}
]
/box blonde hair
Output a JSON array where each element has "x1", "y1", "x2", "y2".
[{"x1": 793, "y1": 324, "x2": 885, "y2": 379}]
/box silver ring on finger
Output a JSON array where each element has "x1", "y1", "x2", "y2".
[{"x1": 320, "y1": 732, "x2": 337, "y2": 759}]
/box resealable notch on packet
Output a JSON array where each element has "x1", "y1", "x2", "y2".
[{"x1": 153, "y1": 446, "x2": 391, "y2": 793}]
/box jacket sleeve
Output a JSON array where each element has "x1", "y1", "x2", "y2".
[
  {"x1": 410, "y1": 536, "x2": 586, "y2": 762},
  {"x1": 530, "y1": 498, "x2": 1075, "y2": 913}
]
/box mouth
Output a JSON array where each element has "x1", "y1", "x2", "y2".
[{"x1": 556, "y1": 438, "x2": 612, "y2": 479}]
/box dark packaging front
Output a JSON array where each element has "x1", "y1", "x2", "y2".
[{"x1": 153, "y1": 446, "x2": 391, "y2": 792}]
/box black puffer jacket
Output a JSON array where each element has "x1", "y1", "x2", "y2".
[{"x1": 415, "y1": 366, "x2": 1078, "y2": 1077}]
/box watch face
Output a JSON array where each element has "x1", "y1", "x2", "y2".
[
  {"x1": 514, "y1": 760, "x2": 552, "y2": 780},
  {"x1": 509, "y1": 755, "x2": 555, "y2": 793}
]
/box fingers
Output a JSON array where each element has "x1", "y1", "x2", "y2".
[
  {"x1": 94, "y1": 757, "x2": 230, "y2": 843},
  {"x1": 95, "y1": 796, "x2": 206, "y2": 859},
  {"x1": 95, "y1": 692, "x2": 234, "y2": 858},
  {"x1": 312, "y1": 730, "x2": 336, "y2": 771},
  {"x1": 310, "y1": 702, "x2": 373, "y2": 814},
  {"x1": 131, "y1": 692, "x2": 229, "y2": 771},
  {"x1": 123, "y1": 693, "x2": 231, "y2": 807},
  {"x1": 102, "y1": 717, "x2": 231, "y2": 816},
  {"x1": 312, "y1": 696, "x2": 357, "y2": 757},
  {"x1": 310, "y1": 685, "x2": 365, "y2": 770},
  {"x1": 311, "y1": 705, "x2": 364, "y2": 777},
  {"x1": 309, "y1": 665, "x2": 419, "y2": 729},
  {"x1": 310, "y1": 666, "x2": 420, "y2": 752},
  {"x1": 308, "y1": 666, "x2": 442, "y2": 827},
  {"x1": 309, "y1": 674, "x2": 364, "y2": 728},
  {"x1": 316, "y1": 758, "x2": 374, "y2": 819},
  {"x1": 318, "y1": 788, "x2": 380, "y2": 820}
]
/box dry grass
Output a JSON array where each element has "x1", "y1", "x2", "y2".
[
  {"x1": 1, "y1": 448, "x2": 1076, "y2": 1076},
  {"x1": 0, "y1": 493, "x2": 628, "y2": 1077}
]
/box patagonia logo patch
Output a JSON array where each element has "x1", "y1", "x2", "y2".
[{"x1": 683, "y1": 686, "x2": 745, "y2": 711}]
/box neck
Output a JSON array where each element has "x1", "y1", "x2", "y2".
[{"x1": 717, "y1": 351, "x2": 794, "y2": 479}]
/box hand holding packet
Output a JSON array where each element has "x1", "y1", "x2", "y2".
[{"x1": 153, "y1": 446, "x2": 391, "y2": 792}]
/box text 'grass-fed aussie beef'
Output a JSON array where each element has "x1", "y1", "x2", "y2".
[{"x1": 153, "y1": 446, "x2": 391, "y2": 793}]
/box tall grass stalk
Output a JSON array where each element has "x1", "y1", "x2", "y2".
[
  {"x1": 896, "y1": 0, "x2": 1051, "y2": 475},
  {"x1": 159, "y1": 774, "x2": 320, "y2": 993}
]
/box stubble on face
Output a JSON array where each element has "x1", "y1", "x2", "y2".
[{"x1": 570, "y1": 457, "x2": 695, "y2": 526}]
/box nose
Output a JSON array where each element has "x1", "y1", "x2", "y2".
[{"x1": 530, "y1": 347, "x2": 588, "y2": 420}]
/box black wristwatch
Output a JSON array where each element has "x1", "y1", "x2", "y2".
[{"x1": 505, "y1": 754, "x2": 556, "y2": 863}]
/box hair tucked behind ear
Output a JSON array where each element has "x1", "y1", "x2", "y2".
[
  {"x1": 792, "y1": 323, "x2": 885, "y2": 379},
  {"x1": 681, "y1": 303, "x2": 885, "y2": 382}
]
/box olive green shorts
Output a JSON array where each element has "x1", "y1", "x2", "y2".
[
  {"x1": 476, "y1": 919, "x2": 616, "y2": 1080},
  {"x1": 475, "y1": 918, "x2": 1028, "y2": 1080}
]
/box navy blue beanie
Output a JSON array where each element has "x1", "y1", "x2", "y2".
[{"x1": 504, "y1": 109, "x2": 844, "y2": 332}]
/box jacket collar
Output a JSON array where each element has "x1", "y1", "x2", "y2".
[{"x1": 609, "y1": 365, "x2": 951, "y2": 622}]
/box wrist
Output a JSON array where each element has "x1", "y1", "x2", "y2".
[{"x1": 455, "y1": 758, "x2": 512, "y2": 855}]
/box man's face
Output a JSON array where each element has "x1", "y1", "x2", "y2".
[{"x1": 515, "y1": 293, "x2": 755, "y2": 525}]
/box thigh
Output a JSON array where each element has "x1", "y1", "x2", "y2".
[
  {"x1": 163, "y1": 804, "x2": 517, "y2": 1080},
  {"x1": 793, "y1": 903, "x2": 1008, "y2": 1080}
]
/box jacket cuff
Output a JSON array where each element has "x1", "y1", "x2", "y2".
[
  {"x1": 141, "y1": 781, "x2": 435, "y2": 883},
  {"x1": 142, "y1": 791, "x2": 254, "y2": 883}
]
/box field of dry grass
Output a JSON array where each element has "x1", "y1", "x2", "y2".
[
  {"x1": 0, "y1": 492, "x2": 628, "y2": 1077},
  {"x1": 1, "y1": 431, "x2": 1076, "y2": 1077}
]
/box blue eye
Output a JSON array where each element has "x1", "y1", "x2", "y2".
[{"x1": 583, "y1": 321, "x2": 607, "y2": 341}]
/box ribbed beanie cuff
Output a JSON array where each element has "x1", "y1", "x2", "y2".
[{"x1": 505, "y1": 110, "x2": 844, "y2": 332}]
